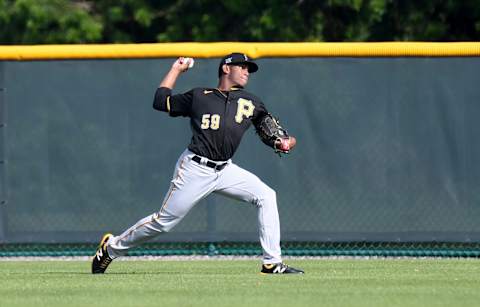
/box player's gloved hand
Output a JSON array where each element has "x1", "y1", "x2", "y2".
[{"x1": 256, "y1": 114, "x2": 294, "y2": 156}]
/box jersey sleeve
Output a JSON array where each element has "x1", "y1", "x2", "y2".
[
  {"x1": 251, "y1": 99, "x2": 270, "y2": 128},
  {"x1": 153, "y1": 87, "x2": 193, "y2": 117}
]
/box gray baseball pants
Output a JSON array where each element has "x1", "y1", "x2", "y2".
[{"x1": 107, "y1": 149, "x2": 282, "y2": 264}]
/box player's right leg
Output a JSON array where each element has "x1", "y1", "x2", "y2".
[
  {"x1": 91, "y1": 150, "x2": 216, "y2": 274},
  {"x1": 214, "y1": 163, "x2": 304, "y2": 274}
]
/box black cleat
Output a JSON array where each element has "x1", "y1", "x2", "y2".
[
  {"x1": 91, "y1": 233, "x2": 114, "y2": 274},
  {"x1": 261, "y1": 263, "x2": 304, "y2": 274}
]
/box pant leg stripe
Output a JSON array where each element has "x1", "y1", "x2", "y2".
[
  {"x1": 114, "y1": 157, "x2": 185, "y2": 244},
  {"x1": 159, "y1": 158, "x2": 185, "y2": 214}
]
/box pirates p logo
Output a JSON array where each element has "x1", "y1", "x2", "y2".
[{"x1": 235, "y1": 98, "x2": 255, "y2": 124}]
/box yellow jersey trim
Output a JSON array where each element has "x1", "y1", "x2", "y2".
[
  {"x1": 1, "y1": 42, "x2": 480, "y2": 60},
  {"x1": 166, "y1": 96, "x2": 171, "y2": 113}
]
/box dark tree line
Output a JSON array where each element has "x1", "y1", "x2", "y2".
[{"x1": 1, "y1": 0, "x2": 479, "y2": 44}]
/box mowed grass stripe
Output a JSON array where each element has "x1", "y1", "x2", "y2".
[{"x1": 1, "y1": 259, "x2": 479, "y2": 307}]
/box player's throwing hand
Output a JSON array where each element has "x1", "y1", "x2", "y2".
[{"x1": 173, "y1": 57, "x2": 194, "y2": 72}]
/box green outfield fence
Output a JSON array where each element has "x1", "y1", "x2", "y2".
[
  {"x1": 1, "y1": 43, "x2": 480, "y2": 257},
  {"x1": 2, "y1": 242, "x2": 480, "y2": 258}
]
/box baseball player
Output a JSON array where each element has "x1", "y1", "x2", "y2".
[{"x1": 92, "y1": 53, "x2": 304, "y2": 274}]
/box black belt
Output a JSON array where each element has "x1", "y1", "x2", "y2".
[{"x1": 192, "y1": 155, "x2": 228, "y2": 171}]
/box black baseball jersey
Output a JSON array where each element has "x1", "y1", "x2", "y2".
[{"x1": 153, "y1": 87, "x2": 270, "y2": 161}]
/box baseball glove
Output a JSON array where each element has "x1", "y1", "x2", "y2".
[{"x1": 255, "y1": 114, "x2": 291, "y2": 155}]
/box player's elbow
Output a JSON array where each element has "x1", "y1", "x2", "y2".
[
  {"x1": 152, "y1": 99, "x2": 164, "y2": 111},
  {"x1": 153, "y1": 87, "x2": 171, "y2": 112}
]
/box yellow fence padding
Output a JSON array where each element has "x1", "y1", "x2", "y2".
[{"x1": 1, "y1": 42, "x2": 480, "y2": 60}]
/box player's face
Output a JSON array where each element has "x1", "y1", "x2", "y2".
[{"x1": 228, "y1": 64, "x2": 250, "y2": 87}]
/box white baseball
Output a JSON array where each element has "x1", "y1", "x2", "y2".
[{"x1": 183, "y1": 57, "x2": 194, "y2": 68}]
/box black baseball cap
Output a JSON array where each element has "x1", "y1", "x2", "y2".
[{"x1": 218, "y1": 52, "x2": 258, "y2": 77}]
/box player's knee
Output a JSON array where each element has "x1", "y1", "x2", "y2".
[
  {"x1": 256, "y1": 186, "x2": 276, "y2": 206},
  {"x1": 266, "y1": 187, "x2": 276, "y2": 201},
  {"x1": 152, "y1": 212, "x2": 179, "y2": 233},
  {"x1": 155, "y1": 220, "x2": 177, "y2": 233}
]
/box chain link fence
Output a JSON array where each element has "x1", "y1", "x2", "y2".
[{"x1": 1, "y1": 57, "x2": 479, "y2": 256}]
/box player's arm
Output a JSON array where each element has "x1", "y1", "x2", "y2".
[
  {"x1": 158, "y1": 57, "x2": 192, "y2": 89},
  {"x1": 252, "y1": 104, "x2": 296, "y2": 154},
  {"x1": 153, "y1": 57, "x2": 194, "y2": 117}
]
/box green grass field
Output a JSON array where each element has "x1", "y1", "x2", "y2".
[{"x1": 1, "y1": 258, "x2": 480, "y2": 307}]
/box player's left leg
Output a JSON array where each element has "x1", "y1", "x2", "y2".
[
  {"x1": 92, "y1": 149, "x2": 217, "y2": 273},
  {"x1": 214, "y1": 163, "x2": 303, "y2": 273},
  {"x1": 106, "y1": 150, "x2": 217, "y2": 256}
]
